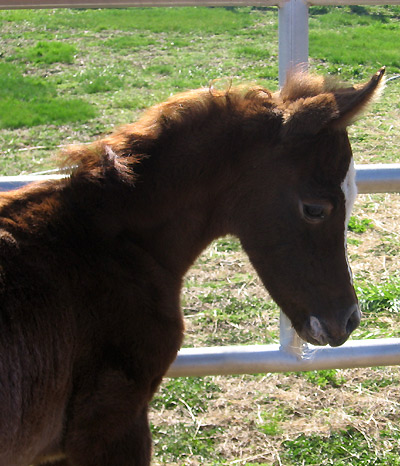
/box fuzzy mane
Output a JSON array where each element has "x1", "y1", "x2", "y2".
[
  {"x1": 59, "y1": 69, "x2": 385, "y2": 182},
  {"x1": 59, "y1": 84, "x2": 279, "y2": 182},
  {"x1": 280, "y1": 70, "x2": 340, "y2": 102}
]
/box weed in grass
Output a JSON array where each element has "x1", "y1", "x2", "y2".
[
  {"x1": 197, "y1": 280, "x2": 230, "y2": 290},
  {"x1": 188, "y1": 293, "x2": 278, "y2": 345},
  {"x1": 356, "y1": 278, "x2": 400, "y2": 314},
  {"x1": 165, "y1": 37, "x2": 191, "y2": 48},
  {"x1": 247, "y1": 464, "x2": 271, "y2": 466},
  {"x1": 348, "y1": 216, "x2": 373, "y2": 233},
  {"x1": 309, "y1": 7, "x2": 400, "y2": 78},
  {"x1": 19, "y1": 41, "x2": 76, "y2": 64},
  {"x1": 353, "y1": 278, "x2": 400, "y2": 340},
  {"x1": 258, "y1": 418, "x2": 282, "y2": 436},
  {"x1": 197, "y1": 294, "x2": 275, "y2": 324},
  {"x1": 311, "y1": 27, "x2": 400, "y2": 76},
  {"x1": 251, "y1": 64, "x2": 279, "y2": 82},
  {"x1": 257, "y1": 407, "x2": 289, "y2": 436},
  {"x1": 301, "y1": 369, "x2": 346, "y2": 388}
]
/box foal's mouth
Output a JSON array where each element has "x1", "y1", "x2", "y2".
[
  {"x1": 298, "y1": 328, "x2": 348, "y2": 347},
  {"x1": 298, "y1": 306, "x2": 361, "y2": 347}
]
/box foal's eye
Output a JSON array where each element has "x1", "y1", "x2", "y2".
[
  {"x1": 304, "y1": 204, "x2": 325, "y2": 219},
  {"x1": 302, "y1": 202, "x2": 332, "y2": 223}
]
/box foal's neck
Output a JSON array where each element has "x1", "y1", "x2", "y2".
[{"x1": 66, "y1": 89, "x2": 278, "y2": 277}]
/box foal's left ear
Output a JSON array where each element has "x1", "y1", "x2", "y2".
[{"x1": 332, "y1": 67, "x2": 385, "y2": 128}]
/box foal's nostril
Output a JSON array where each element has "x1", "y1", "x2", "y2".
[
  {"x1": 346, "y1": 306, "x2": 361, "y2": 335},
  {"x1": 304, "y1": 305, "x2": 361, "y2": 346}
]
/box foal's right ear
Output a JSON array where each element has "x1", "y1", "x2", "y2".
[
  {"x1": 279, "y1": 68, "x2": 385, "y2": 139},
  {"x1": 332, "y1": 67, "x2": 386, "y2": 128},
  {"x1": 280, "y1": 93, "x2": 338, "y2": 138}
]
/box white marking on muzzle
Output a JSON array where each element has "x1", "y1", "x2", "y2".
[
  {"x1": 341, "y1": 158, "x2": 357, "y2": 283},
  {"x1": 309, "y1": 316, "x2": 324, "y2": 342}
]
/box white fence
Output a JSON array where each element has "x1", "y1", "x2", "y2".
[{"x1": 1, "y1": 0, "x2": 400, "y2": 376}]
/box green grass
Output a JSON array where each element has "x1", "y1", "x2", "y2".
[
  {"x1": 360, "y1": 370, "x2": 399, "y2": 391},
  {"x1": 152, "y1": 423, "x2": 224, "y2": 464},
  {"x1": 103, "y1": 35, "x2": 156, "y2": 50},
  {"x1": 0, "y1": 63, "x2": 95, "y2": 129},
  {"x1": 151, "y1": 377, "x2": 221, "y2": 414},
  {"x1": 309, "y1": 6, "x2": 400, "y2": 78},
  {"x1": 0, "y1": 7, "x2": 254, "y2": 33},
  {"x1": 19, "y1": 41, "x2": 77, "y2": 64},
  {"x1": 0, "y1": 98, "x2": 96, "y2": 129},
  {"x1": 282, "y1": 428, "x2": 400, "y2": 465},
  {"x1": 234, "y1": 45, "x2": 271, "y2": 60},
  {"x1": 0, "y1": 63, "x2": 51, "y2": 101},
  {"x1": 78, "y1": 71, "x2": 125, "y2": 94}
]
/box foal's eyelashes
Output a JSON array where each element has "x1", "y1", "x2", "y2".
[{"x1": 300, "y1": 200, "x2": 333, "y2": 223}]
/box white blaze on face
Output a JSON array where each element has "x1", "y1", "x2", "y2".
[{"x1": 341, "y1": 158, "x2": 357, "y2": 282}]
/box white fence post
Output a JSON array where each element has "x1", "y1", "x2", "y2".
[
  {"x1": 278, "y1": 0, "x2": 310, "y2": 353},
  {"x1": 278, "y1": 0, "x2": 309, "y2": 87}
]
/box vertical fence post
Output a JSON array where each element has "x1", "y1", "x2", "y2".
[
  {"x1": 278, "y1": 0, "x2": 309, "y2": 352},
  {"x1": 278, "y1": 0, "x2": 309, "y2": 87}
]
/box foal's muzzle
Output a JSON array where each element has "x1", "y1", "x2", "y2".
[{"x1": 302, "y1": 304, "x2": 361, "y2": 347}]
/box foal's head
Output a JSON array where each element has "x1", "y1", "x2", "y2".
[{"x1": 235, "y1": 68, "x2": 385, "y2": 347}]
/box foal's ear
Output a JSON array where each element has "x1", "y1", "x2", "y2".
[
  {"x1": 280, "y1": 93, "x2": 338, "y2": 138},
  {"x1": 280, "y1": 68, "x2": 385, "y2": 138},
  {"x1": 332, "y1": 67, "x2": 385, "y2": 128}
]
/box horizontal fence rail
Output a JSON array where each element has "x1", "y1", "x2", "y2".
[
  {"x1": 355, "y1": 164, "x2": 400, "y2": 194},
  {"x1": 167, "y1": 339, "x2": 400, "y2": 377},
  {"x1": 1, "y1": 164, "x2": 399, "y2": 192},
  {"x1": 0, "y1": 174, "x2": 66, "y2": 191}
]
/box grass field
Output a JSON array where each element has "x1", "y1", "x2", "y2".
[{"x1": 1, "y1": 5, "x2": 400, "y2": 465}]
